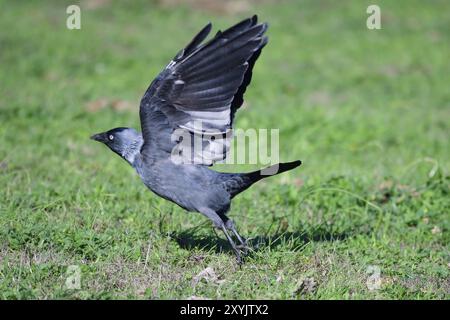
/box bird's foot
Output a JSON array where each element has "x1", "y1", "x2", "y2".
[
  {"x1": 236, "y1": 241, "x2": 251, "y2": 255},
  {"x1": 225, "y1": 220, "x2": 251, "y2": 256}
]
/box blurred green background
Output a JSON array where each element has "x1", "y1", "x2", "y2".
[{"x1": 0, "y1": 0, "x2": 448, "y2": 299}]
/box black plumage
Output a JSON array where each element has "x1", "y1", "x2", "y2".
[{"x1": 91, "y1": 16, "x2": 301, "y2": 263}]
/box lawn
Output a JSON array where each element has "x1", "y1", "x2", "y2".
[{"x1": 0, "y1": 0, "x2": 448, "y2": 299}]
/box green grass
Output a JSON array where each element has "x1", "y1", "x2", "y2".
[{"x1": 0, "y1": 0, "x2": 449, "y2": 299}]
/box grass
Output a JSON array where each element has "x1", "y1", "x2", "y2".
[{"x1": 0, "y1": 0, "x2": 449, "y2": 299}]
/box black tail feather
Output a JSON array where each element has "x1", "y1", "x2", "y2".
[
  {"x1": 247, "y1": 160, "x2": 302, "y2": 182},
  {"x1": 225, "y1": 160, "x2": 302, "y2": 198}
]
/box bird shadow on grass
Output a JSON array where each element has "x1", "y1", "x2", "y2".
[{"x1": 172, "y1": 227, "x2": 353, "y2": 255}]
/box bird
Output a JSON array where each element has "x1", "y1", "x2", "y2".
[{"x1": 90, "y1": 15, "x2": 301, "y2": 264}]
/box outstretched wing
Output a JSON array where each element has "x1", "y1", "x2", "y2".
[{"x1": 139, "y1": 15, "x2": 268, "y2": 165}]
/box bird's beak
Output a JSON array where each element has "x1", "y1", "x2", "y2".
[{"x1": 90, "y1": 133, "x2": 105, "y2": 142}]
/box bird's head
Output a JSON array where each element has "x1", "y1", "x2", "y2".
[{"x1": 90, "y1": 127, "x2": 143, "y2": 165}]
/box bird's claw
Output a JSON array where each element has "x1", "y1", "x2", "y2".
[{"x1": 236, "y1": 243, "x2": 250, "y2": 255}]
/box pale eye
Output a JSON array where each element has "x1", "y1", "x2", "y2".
[{"x1": 109, "y1": 135, "x2": 114, "y2": 141}]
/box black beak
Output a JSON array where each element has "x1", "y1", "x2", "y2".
[{"x1": 90, "y1": 133, "x2": 105, "y2": 142}]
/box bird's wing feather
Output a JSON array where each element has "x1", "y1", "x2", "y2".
[{"x1": 139, "y1": 15, "x2": 268, "y2": 165}]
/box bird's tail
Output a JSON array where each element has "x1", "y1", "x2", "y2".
[{"x1": 226, "y1": 160, "x2": 302, "y2": 198}]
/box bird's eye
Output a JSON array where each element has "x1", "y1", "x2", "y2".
[{"x1": 109, "y1": 135, "x2": 114, "y2": 141}]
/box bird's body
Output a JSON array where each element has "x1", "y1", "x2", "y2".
[
  {"x1": 133, "y1": 148, "x2": 299, "y2": 220},
  {"x1": 135, "y1": 156, "x2": 231, "y2": 216},
  {"x1": 91, "y1": 16, "x2": 301, "y2": 263}
]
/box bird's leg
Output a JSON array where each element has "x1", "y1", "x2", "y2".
[
  {"x1": 225, "y1": 220, "x2": 249, "y2": 255},
  {"x1": 198, "y1": 208, "x2": 243, "y2": 264},
  {"x1": 220, "y1": 225, "x2": 243, "y2": 265}
]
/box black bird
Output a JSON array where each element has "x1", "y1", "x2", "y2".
[{"x1": 91, "y1": 16, "x2": 301, "y2": 263}]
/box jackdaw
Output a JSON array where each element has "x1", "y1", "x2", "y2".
[{"x1": 91, "y1": 15, "x2": 301, "y2": 263}]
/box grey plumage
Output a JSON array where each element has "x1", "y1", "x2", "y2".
[{"x1": 91, "y1": 16, "x2": 301, "y2": 263}]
